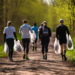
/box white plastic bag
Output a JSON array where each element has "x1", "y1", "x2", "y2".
[
  {"x1": 29, "y1": 30, "x2": 36, "y2": 43},
  {"x1": 54, "y1": 38, "x2": 61, "y2": 54},
  {"x1": 4, "y1": 42, "x2": 9, "y2": 54},
  {"x1": 14, "y1": 40, "x2": 23, "y2": 52},
  {"x1": 66, "y1": 34, "x2": 73, "y2": 50}
]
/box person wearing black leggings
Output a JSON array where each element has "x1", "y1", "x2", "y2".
[
  {"x1": 39, "y1": 21, "x2": 51, "y2": 60},
  {"x1": 3, "y1": 21, "x2": 17, "y2": 61},
  {"x1": 56, "y1": 19, "x2": 70, "y2": 61},
  {"x1": 19, "y1": 20, "x2": 33, "y2": 60}
]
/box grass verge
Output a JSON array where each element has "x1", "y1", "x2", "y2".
[{"x1": 66, "y1": 38, "x2": 75, "y2": 63}]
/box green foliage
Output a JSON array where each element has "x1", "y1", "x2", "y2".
[
  {"x1": 0, "y1": 45, "x2": 8, "y2": 58},
  {"x1": 66, "y1": 38, "x2": 75, "y2": 63}
]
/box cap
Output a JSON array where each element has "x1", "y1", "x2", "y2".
[{"x1": 59, "y1": 19, "x2": 64, "y2": 23}]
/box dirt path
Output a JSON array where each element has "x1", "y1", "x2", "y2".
[{"x1": 0, "y1": 33, "x2": 75, "y2": 75}]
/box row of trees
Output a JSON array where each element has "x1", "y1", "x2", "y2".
[
  {"x1": 0, "y1": 0, "x2": 75, "y2": 45},
  {"x1": 48, "y1": 0, "x2": 75, "y2": 36},
  {"x1": 0, "y1": 0, "x2": 49, "y2": 45}
]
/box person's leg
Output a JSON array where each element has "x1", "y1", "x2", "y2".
[
  {"x1": 41, "y1": 41, "x2": 45, "y2": 59},
  {"x1": 26, "y1": 39, "x2": 30, "y2": 59},
  {"x1": 6, "y1": 39, "x2": 11, "y2": 58},
  {"x1": 32, "y1": 42, "x2": 34, "y2": 51},
  {"x1": 35, "y1": 38, "x2": 37, "y2": 51},
  {"x1": 60, "y1": 44, "x2": 64, "y2": 60},
  {"x1": 45, "y1": 42, "x2": 49, "y2": 60},
  {"x1": 22, "y1": 39, "x2": 26, "y2": 59},
  {"x1": 10, "y1": 39, "x2": 14, "y2": 59},
  {"x1": 63, "y1": 44, "x2": 67, "y2": 61},
  {"x1": 6, "y1": 39, "x2": 13, "y2": 61}
]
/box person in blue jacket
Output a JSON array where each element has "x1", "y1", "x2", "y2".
[{"x1": 31, "y1": 22, "x2": 39, "y2": 51}]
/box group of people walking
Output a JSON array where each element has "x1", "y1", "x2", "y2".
[{"x1": 3, "y1": 19, "x2": 69, "y2": 61}]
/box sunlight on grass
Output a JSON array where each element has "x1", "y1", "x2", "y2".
[
  {"x1": 66, "y1": 38, "x2": 75, "y2": 63},
  {"x1": 0, "y1": 45, "x2": 8, "y2": 58}
]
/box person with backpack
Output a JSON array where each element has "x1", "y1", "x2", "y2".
[
  {"x1": 3, "y1": 21, "x2": 17, "y2": 61},
  {"x1": 39, "y1": 21, "x2": 51, "y2": 60},
  {"x1": 19, "y1": 20, "x2": 33, "y2": 60},
  {"x1": 31, "y1": 22, "x2": 39, "y2": 51},
  {"x1": 56, "y1": 19, "x2": 70, "y2": 61}
]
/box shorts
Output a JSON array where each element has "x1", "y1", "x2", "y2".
[{"x1": 59, "y1": 38, "x2": 67, "y2": 45}]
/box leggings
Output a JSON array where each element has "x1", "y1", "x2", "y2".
[
  {"x1": 41, "y1": 40, "x2": 49, "y2": 54},
  {"x1": 6, "y1": 38, "x2": 14, "y2": 58},
  {"x1": 22, "y1": 39, "x2": 30, "y2": 54}
]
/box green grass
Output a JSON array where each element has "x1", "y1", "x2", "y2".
[
  {"x1": 0, "y1": 32, "x2": 21, "y2": 58},
  {"x1": 66, "y1": 38, "x2": 75, "y2": 63},
  {"x1": 0, "y1": 45, "x2": 8, "y2": 58}
]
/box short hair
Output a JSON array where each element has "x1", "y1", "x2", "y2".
[
  {"x1": 23, "y1": 20, "x2": 27, "y2": 23},
  {"x1": 34, "y1": 22, "x2": 36, "y2": 25},
  {"x1": 60, "y1": 19, "x2": 64, "y2": 23},
  {"x1": 7, "y1": 21, "x2": 11, "y2": 26}
]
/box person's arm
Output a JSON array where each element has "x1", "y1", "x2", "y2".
[
  {"x1": 29, "y1": 26, "x2": 33, "y2": 33},
  {"x1": 4, "y1": 34, "x2": 6, "y2": 43},
  {"x1": 13, "y1": 32, "x2": 17, "y2": 41},
  {"x1": 49, "y1": 28, "x2": 51, "y2": 37},
  {"x1": 66, "y1": 26, "x2": 70, "y2": 36},
  {"x1": 13, "y1": 27, "x2": 17, "y2": 41},
  {"x1": 3, "y1": 28, "x2": 6, "y2": 43},
  {"x1": 39, "y1": 28, "x2": 42, "y2": 40},
  {"x1": 56, "y1": 28, "x2": 59, "y2": 40}
]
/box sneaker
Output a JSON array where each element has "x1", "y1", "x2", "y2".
[
  {"x1": 9, "y1": 57, "x2": 13, "y2": 61},
  {"x1": 63, "y1": 55, "x2": 67, "y2": 61},
  {"x1": 45, "y1": 54, "x2": 47, "y2": 60},
  {"x1": 35, "y1": 49, "x2": 37, "y2": 51},
  {"x1": 42, "y1": 56, "x2": 45, "y2": 59},
  {"x1": 26, "y1": 56, "x2": 29, "y2": 60},
  {"x1": 23, "y1": 54, "x2": 25, "y2": 59}
]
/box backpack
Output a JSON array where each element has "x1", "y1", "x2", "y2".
[{"x1": 42, "y1": 28, "x2": 49, "y2": 37}]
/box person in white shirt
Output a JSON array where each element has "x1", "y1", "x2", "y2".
[
  {"x1": 19, "y1": 20, "x2": 33, "y2": 59},
  {"x1": 3, "y1": 21, "x2": 17, "y2": 61}
]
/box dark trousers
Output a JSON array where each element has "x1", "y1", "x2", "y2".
[
  {"x1": 22, "y1": 38, "x2": 30, "y2": 54},
  {"x1": 6, "y1": 38, "x2": 14, "y2": 58},
  {"x1": 41, "y1": 40, "x2": 49, "y2": 54}
]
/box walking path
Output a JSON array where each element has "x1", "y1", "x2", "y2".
[{"x1": 0, "y1": 33, "x2": 75, "y2": 75}]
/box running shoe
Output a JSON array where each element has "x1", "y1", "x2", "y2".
[
  {"x1": 35, "y1": 49, "x2": 37, "y2": 51},
  {"x1": 9, "y1": 57, "x2": 13, "y2": 61},
  {"x1": 45, "y1": 54, "x2": 47, "y2": 60},
  {"x1": 42, "y1": 56, "x2": 45, "y2": 59},
  {"x1": 23, "y1": 54, "x2": 25, "y2": 59},
  {"x1": 26, "y1": 56, "x2": 29, "y2": 60}
]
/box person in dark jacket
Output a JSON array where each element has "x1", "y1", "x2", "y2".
[
  {"x1": 3, "y1": 21, "x2": 17, "y2": 61},
  {"x1": 56, "y1": 19, "x2": 70, "y2": 61},
  {"x1": 39, "y1": 21, "x2": 51, "y2": 60}
]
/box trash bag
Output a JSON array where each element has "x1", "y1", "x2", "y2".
[
  {"x1": 54, "y1": 38, "x2": 61, "y2": 54},
  {"x1": 66, "y1": 34, "x2": 73, "y2": 50},
  {"x1": 29, "y1": 30, "x2": 36, "y2": 43},
  {"x1": 14, "y1": 40, "x2": 23, "y2": 52},
  {"x1": 4, "y1": 42, "x2": 9, "y2": 54}
]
